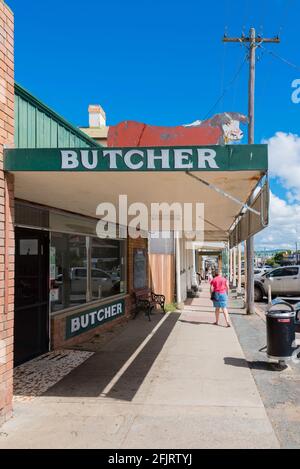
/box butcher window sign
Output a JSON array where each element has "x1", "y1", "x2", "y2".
[
  {"x1": 66, "y1": 299, "x2": 125, "y2": 339},
  {"x1": 4, "y1": 144, "x2": 268, "y2": 172}
]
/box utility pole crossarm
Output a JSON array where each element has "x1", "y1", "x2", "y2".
[{"x1": 223, "y1": 37, "x2": 280, "y2": 44}]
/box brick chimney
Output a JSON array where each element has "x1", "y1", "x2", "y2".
[{"x1": 88, "y1": 104, "x2": 106, "y2": 128}]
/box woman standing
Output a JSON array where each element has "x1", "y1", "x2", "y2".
[{"x1": 210, "y1": 271, "x2": 231, "y2": 327}]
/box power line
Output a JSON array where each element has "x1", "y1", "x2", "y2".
[
  {"x1": 219, "y1": 40, "x2": 227, "y2": 113},
  {"x1": 203, "y1": 53, "x2": 247, "y2": 120},
  {"x1": 260, "y1": 44, "x2": 300, "y2": 73}
]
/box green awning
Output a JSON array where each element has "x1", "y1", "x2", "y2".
[{"x1": 4, "y1": 144, "x2": 268, "y2": 172}]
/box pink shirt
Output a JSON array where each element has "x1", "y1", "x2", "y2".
[{"x1": 210, "y1": 276, "x2": 228, "y2": 294}]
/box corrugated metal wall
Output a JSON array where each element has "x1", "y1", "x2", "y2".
[{"x1": 14, "y1": 83, "x2": 99, "y2": 149}]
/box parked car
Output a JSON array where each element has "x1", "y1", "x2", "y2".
[
  {"x1": 241, "y1": 268, "x2": 268, "y2": 285},
  {"x1": 254, "y1": 265, "x2": 300, "y2": 302},
  {"x1": 261, "y1": 265, "x2": 274, "y2": 271},
  {"x1": 55, "y1": 267, "x2": 114, "y2": 298},
  {"x1": 71, "y1": 267, "x2": 113, "y2": 297}
]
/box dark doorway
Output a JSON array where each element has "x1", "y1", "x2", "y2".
[{"x1": 14, "y1": 227, "x2": 49, "y2": 366}]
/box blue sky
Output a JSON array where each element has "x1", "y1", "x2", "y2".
[
  {"x1": 7, "y1": 0, "x2": 300, "y2": 248},
  {"x1": 8, "y1": 0, "x2": 298, "y2": 133}
]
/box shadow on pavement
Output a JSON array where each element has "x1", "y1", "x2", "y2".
[
  {"x1": 44, "y1": 313, "x2": 180, "y2": 400},
  {"x1": 224, "y1": 356, "x2": 287, "y2": 372},
  {"x1": 106, "y1": 313, "x2": 180, "y2": 400},
  {"x1": 179, "y1": 319, "x2": 215, "y2": 326}
]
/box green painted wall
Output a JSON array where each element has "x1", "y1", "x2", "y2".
[{"x1": 14, "y1": 83, "x2": 101, "y2": 149}]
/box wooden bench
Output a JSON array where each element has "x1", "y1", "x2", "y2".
[{"x1": 132, "y1": 288, "x2": 166, "y2": 321}]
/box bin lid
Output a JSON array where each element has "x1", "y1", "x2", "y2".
[
  {"x1": 266, "y1": 310, "x2": 296, "y2": 318},
  {"x1": 266, "y1": 297, "x2": 295, "y2": 317}
]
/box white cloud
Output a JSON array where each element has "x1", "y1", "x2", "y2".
[
  {"x1": 255, "y1": 191, "x2": 300, "y2": 249},
  {"x1": 255, "y1": 132, "x2": 300, "y2": 249},
  {"x1": 263, "y1": 131, "x2": 300, "y2": 201}
]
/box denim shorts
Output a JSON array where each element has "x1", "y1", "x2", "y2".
[{"x1": 213, "y1": 292, "x2": 228, "y2": 308}]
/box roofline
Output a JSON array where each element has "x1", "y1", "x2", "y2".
[{"x1": 14, "y1": 82, "x2": 102, "y2": 148}]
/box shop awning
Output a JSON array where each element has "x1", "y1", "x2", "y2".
[{"x1": 4, "y1": 144, "x2": 268, "y2": 242}]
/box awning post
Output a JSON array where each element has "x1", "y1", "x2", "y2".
[
  {"x1": 229, "y1": 248, "x2": 233, "y2": 284},
  {"x1": 175, "y1": 232, "x2": 182, "y2": 307},
  {"x1": 233, "y1": 246, "x2": 237, "y2": 287},
  {"x1": 237, "y1": 243, "x2": 242, "y2": 294}
]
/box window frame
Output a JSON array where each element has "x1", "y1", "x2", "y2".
[
  {"x1": 267, "y1": 268, "x2": 284, "y2": 278},
  {"x1": 280, "y1": 267, "x2": 299, "y2": 277},
  {"x1": 49, "y1": 232, "x2": 127, "y2": 315},
  {"x1": 15, "y1": 202, "x2": 128, "y2": 314}
]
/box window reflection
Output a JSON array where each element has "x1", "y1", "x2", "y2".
[
  {"x1": 91, "y1": 238, "x2": 125, "y2": 300},
  {"x1": 50, "y1": 233, "x2": 87, "y2": 312},
  {"x1": 50, "y1": 234, "x2": 126, "y2": 313}
]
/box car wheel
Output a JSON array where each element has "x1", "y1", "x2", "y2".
[{"x1": 254, "y1": 285, "x2": 263, "y2": 302}]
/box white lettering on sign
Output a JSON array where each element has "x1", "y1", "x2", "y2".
[
  {"x1": 61, "y1": 148, "x2": 221, "y2": 171},
  {"x1": 124, "y1": 150, "x2": 144, "y2": 170},
  {"x1": 197, "y1": 149, "x2": 218, "y2": 168},
  {"x1": 69, "y1": 302, "x2": 124, "y2": 337},
  {"x1": 71, "y1": 317, "x2": 80, "y2": 333},
  {"x1": 89, "y1": 310, "x2": 97, "y2": 325},
  {"x1": 81, "y1": 150, "x2": 98, "y2": 169},
  {"x1": 147, "y1": 149, "x2": 170, "y2": 169},
  {"x1": 81, "y1": 314, "x2": 89, "y2": 328},
  {"x1": 97, "y1": 309, "x2": 105, "y2": 322},
  {"x1": 103, "y1": 150, "x2": 123, "y2": 169},
  {"x1": 174, "y1": 149, "x2": 193, "y2": 169},
  {"x1": 61, "y1": 151, "x2": 79, "y2": 169}
]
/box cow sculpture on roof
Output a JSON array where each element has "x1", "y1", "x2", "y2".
[{"x1": 107, "y1": 112, "x2": 247, "y2": 147}]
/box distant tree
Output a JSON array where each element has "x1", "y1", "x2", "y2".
[
  {"x1": 274, "y1": 252, "x2": 285, "y2": 265},
  {"x1": 266, "y1": 258, "x2": 276, "y2": 267}
]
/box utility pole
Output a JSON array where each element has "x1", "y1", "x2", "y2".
[{"x1": 223, "y1": 28, "x2": 280, "y2": 314}]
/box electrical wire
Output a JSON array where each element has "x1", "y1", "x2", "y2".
[
  {"x1": 219, "y1": 40, "x2": 227, "y2": 113},
  {"x1": 203, "y1": 53, "x2": 247, "y2": 120},
  {"x1": 259, "y1": 44, "x2": 300, "y2": 73}
]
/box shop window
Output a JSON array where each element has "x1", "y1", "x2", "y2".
[
  {"x1": 15, "y1": 201, "x2": 49, "y2": 229},
  {"x1": 90, "y1": 238, "x2": 126, "y2": 300},
  {"x1": 50, "y1": 234, "x2": 126, "y2": 313},
  {"x1": 50, "y1": 233, "x2": 87, "y2": 313},
  {"x1": 50, "y1": 211, "x2": 97, "y2": 236}
]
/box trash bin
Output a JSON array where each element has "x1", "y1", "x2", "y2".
[
  {"x1": 293, "y1": 302, "x2": 300, "y2": 333},
  {"x1": 266, "y1": 299, "x2": 296, "y2": 361}
]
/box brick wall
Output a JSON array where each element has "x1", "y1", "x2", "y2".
[{"x1": 0, "y1": 1, "x2": 14, "y2": 426}]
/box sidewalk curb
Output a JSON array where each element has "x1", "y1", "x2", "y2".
[{"x1": 255, "y1": 305, "x2": 266, "y2": 322}]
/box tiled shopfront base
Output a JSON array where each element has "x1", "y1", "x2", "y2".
[{"x1": 13, "y1": 349, "x2": 94, "y2": 402}]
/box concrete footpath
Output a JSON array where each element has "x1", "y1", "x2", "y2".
[
  {"x1": 232, "y1": 302, "x2": 300, "y2": 449},
  {"x1": 0, "y1": 285, "x2": 279, "y2": 449}
]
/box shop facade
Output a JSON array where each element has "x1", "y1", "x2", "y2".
[
  {"x1": 0, "y1": 1, "x2": 269, "y2": 427},
  {"x1": 14, "y1": 201, "x2": 136, "y2": 365},
  {"x1": 12, "y1": 82, "x2": 151, "y2": 366},
  {"x1": 0, "y1": 3, "x2": 149, "y2": 424}
]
